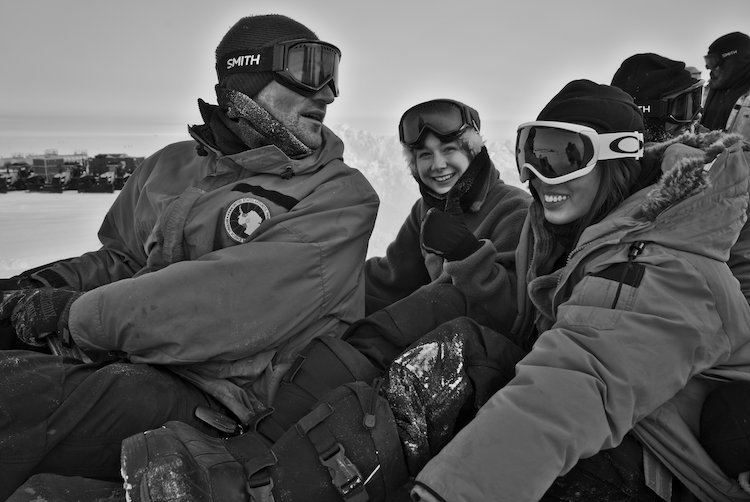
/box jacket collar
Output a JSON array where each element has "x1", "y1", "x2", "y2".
[{"x1": 189, "y1": 111, "x2": 345, "y2": 179}]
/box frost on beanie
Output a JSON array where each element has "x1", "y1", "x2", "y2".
[
  {"x1": 537, "y1": 79, "x2": 644, "y2": 134},
  {"x1": 215, "y1": 14, "x2": 318, "y2": 97},
  {"x1": 611, "y1": 53, "x2": 697, "y2": 102},
  {"x1": 708, "y1": 31, "x2": 750, "y2": 61}
]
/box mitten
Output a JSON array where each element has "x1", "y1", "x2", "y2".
[
  {"x1": 10, "y1": 288, "x2": 83, "y2": 346},
  {"x1": 420, "y1": 208, "x2": 481, "y2": 261}
]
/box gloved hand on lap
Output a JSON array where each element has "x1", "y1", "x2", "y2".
[
  {"x1": 3, "y1": 287, "x2": 83, "y2": 347},
  {"x1": 420, "y1": 208, "x2": 481, "y2": 261}
]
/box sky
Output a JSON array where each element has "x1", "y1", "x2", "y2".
[{"x1": 1, "y1": 0, "x2": 750, "y2": 157}]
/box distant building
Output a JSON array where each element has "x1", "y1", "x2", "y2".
[
  {"x1": 1, "y1": 151, "x2": 144, "y2": 191},
  {"x1": 88, "y1": 153, "x2": 143, "y2": 177},
  {"x1": 29, "y1": 150, "x2": 89, "y2": 181}
]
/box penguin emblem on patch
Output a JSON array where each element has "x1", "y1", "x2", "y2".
[{"x1": 224, "y1": 197, "x2": 270, "y2": 243}]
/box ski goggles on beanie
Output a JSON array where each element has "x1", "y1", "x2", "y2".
[
  {"x1": 217, "y1": 39, "x2": 341, "y2": 96},
  {"x1": 637, "y1": 80, "x2": 705, "y2": 124},
  {"x1": 516, "y1": 121, "x2": 644, "y2": 185},
  {"x1": 398, "y1": 99, "x2": 480, "y2": 147}
]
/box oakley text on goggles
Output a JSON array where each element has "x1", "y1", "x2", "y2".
[
  {"x1": 516, "y1": 121, "x2": 644, "y2": 185},
  {"x1": 704, "y1": 50, "x2": 739, "y2": 70},
  {"x1": 217, "y1": 39, "x2": 341, "y2": 96},
  {"x1": 398, "y1": 99, "x2": 480, "y2": 147},
  {"x1": 637, "y1": 80, "x2": 705, "y2": 124}
]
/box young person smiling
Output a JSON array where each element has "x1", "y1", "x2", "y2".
[{"x1": 358, "y1": 99, "x2": 531, "y2": 364}]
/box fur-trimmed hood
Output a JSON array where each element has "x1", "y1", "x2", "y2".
[
  {"x1": 640, "y1": 130, "x2": 746, "y2": 220},
  {"x1": 574, "y1": 131, "x2": 750, "y2": 264}
]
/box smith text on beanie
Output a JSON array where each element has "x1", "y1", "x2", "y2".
[
  {"x1": 537, "y1": 79, "x2": 644, "y2": 134},
  {"x1": 215, "y1": 14, "x2": 318, "y2": 98},
  {"x1": 708, "y1": 31, "x2": 750, "y2": 60},
  {"x1": 611, "y1": 53, "x2": 697, "y2": 102}
]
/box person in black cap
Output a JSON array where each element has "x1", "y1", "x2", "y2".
[
  {"x1": 0, "y1": 13, "x2": 378, "y2": 497},
  {"x1": 701, "y1": 31, "x2": 750, "y2": 139},
  {"x1": 611, "y1": 52, "x2": 706, "y2": 143},
  {"x1": 407, "y1": 79, "x2": 750, "y2": 502}
]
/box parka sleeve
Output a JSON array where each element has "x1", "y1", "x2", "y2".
[
  {"x1": 67, "y1": 169, "x2": 379, "y2": 364},
  {"x1": 443, "y1": 185, "x2": 531, "y2": 332},
  {"x1": 364, "y1": 201, "x2": 432, "y2": 315},
  {"x1": 414, "y1": 248, "x2": 737, "y2": 502}
]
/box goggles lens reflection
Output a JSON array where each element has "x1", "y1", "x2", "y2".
[
  {"x1": 516, "y1": 125, "x2": 595, "y2": 183},
  {"x1": 283, "y1": 42, "x2": 340, "y2": 95},
  {"x1": 667, "y1": 86, "x2": 702, "y2": 122}
]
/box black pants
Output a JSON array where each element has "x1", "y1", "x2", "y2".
[
  {"x1": 543, "y1": 434, "x2": 698, "y2": 501},
  {"x1": 0, "y1": 350, "x2": 223, "y2": 500}
]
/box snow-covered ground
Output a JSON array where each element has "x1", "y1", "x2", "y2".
[
  {"x1": 0, "y1": 190, "x2": 119, "y2": 277},
  {"x1": 0, "y1": 126, "x2": 523, "y2": 278}
]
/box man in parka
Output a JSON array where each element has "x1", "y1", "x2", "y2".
[
  {"x1": 0, "y1": 14, "x2": 379, "y2": 498},
  {"x1": 701, "y1": 31, "x2": 750, "y2": 141}
]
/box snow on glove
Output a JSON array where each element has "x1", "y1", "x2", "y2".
[
  {"x1": 10, "y1": 287, "x2": 83, "y2": 347},
  {"x1": 420, "y1": 207, "x2": 481, "y2": 261},
  {"x1": 0, "y1": 290, "x2": 32, "y2": 322}
]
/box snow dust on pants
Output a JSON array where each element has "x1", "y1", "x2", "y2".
[{"x1": 0, "y1": 350, "x2": 223, "y2": 500}]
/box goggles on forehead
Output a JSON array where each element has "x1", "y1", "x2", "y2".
[
  {"x1": 637, "y1": 80, "x2": 705, "y2": 124},
  {"x1": 217, "y1": 39, "x2": 341, "y2": 96},
  {"x1": 704, "y1": 50, "x2": 739, "y2": 70},
  {"x1": 516, "y1": 121, "x2": 644, "y2": 185},
  {"x1": 398, "y1": 99, "x2": 480, "y2": 147}
]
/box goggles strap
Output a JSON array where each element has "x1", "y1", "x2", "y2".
[
  {"x1": 596, "y1": 132, "x2": 644, "y2": 160},
  {"x1": 217, "y1": 48, "x2": 276, "y2": 81}
]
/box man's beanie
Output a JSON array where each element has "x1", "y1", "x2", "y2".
[
  {"x1": 611, "y1": 53, "x2": 697, "y2": 102},
  {"x1": 215, "y1": 14, "x2": 318, "y2": 97},
  {"x1": 537, "y1": 79, "x2": 644, "y2": 134},
  {"x1": 708, "y1": 31, "x2": 750, "y2": 61}
]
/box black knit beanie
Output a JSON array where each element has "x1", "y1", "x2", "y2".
[
  {"x1": 537, "y1": 79, "x2": 644, "y2": 134},
  {"x1": 707, "y1": 31, "x2": 750, "y2": 61},
  {"x1": 215, "y1": 14, "x2": 318, "y2": 98},
  {"x1": 611, "y1": 53, "x2": 697, "y2": 101}
]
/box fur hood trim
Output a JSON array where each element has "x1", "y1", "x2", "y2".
[{"x1": 640, "y1": 131, "x2": 745, "y2": 221}]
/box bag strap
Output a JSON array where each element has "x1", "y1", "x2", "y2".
[
  {"x1": 296, "y1": 400, "x2": 370, "y2": 502},
  {"x1": 225, "y1": 432, "x2": 278, "y2": 502}
]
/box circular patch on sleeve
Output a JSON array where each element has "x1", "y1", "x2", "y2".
[{"x1": 224, "y1": 197, "x2": 270, "y2": 243}]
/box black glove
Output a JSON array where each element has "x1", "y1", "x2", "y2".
[
  {"x1": 420, "y1": 208, "x2": 481, "y2": 261},
  {"x1": 4, "y1": 287, "x2": 83, "y2": 347}
]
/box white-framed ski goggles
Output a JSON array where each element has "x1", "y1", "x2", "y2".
[{"x1": 516, "y1": 121, "x2": 644, "y2": 185}]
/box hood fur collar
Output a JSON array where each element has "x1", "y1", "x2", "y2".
[{"x1": 640, "y1": 130, "x2": 745, "y2": 221}]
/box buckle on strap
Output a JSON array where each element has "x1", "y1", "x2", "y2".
[
  {"x1": 246, "y1": 473, "x2": 275, "y2": 502},
  {"x1": 319, "y1": 443, "x2": 367, "y2": 501}
]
